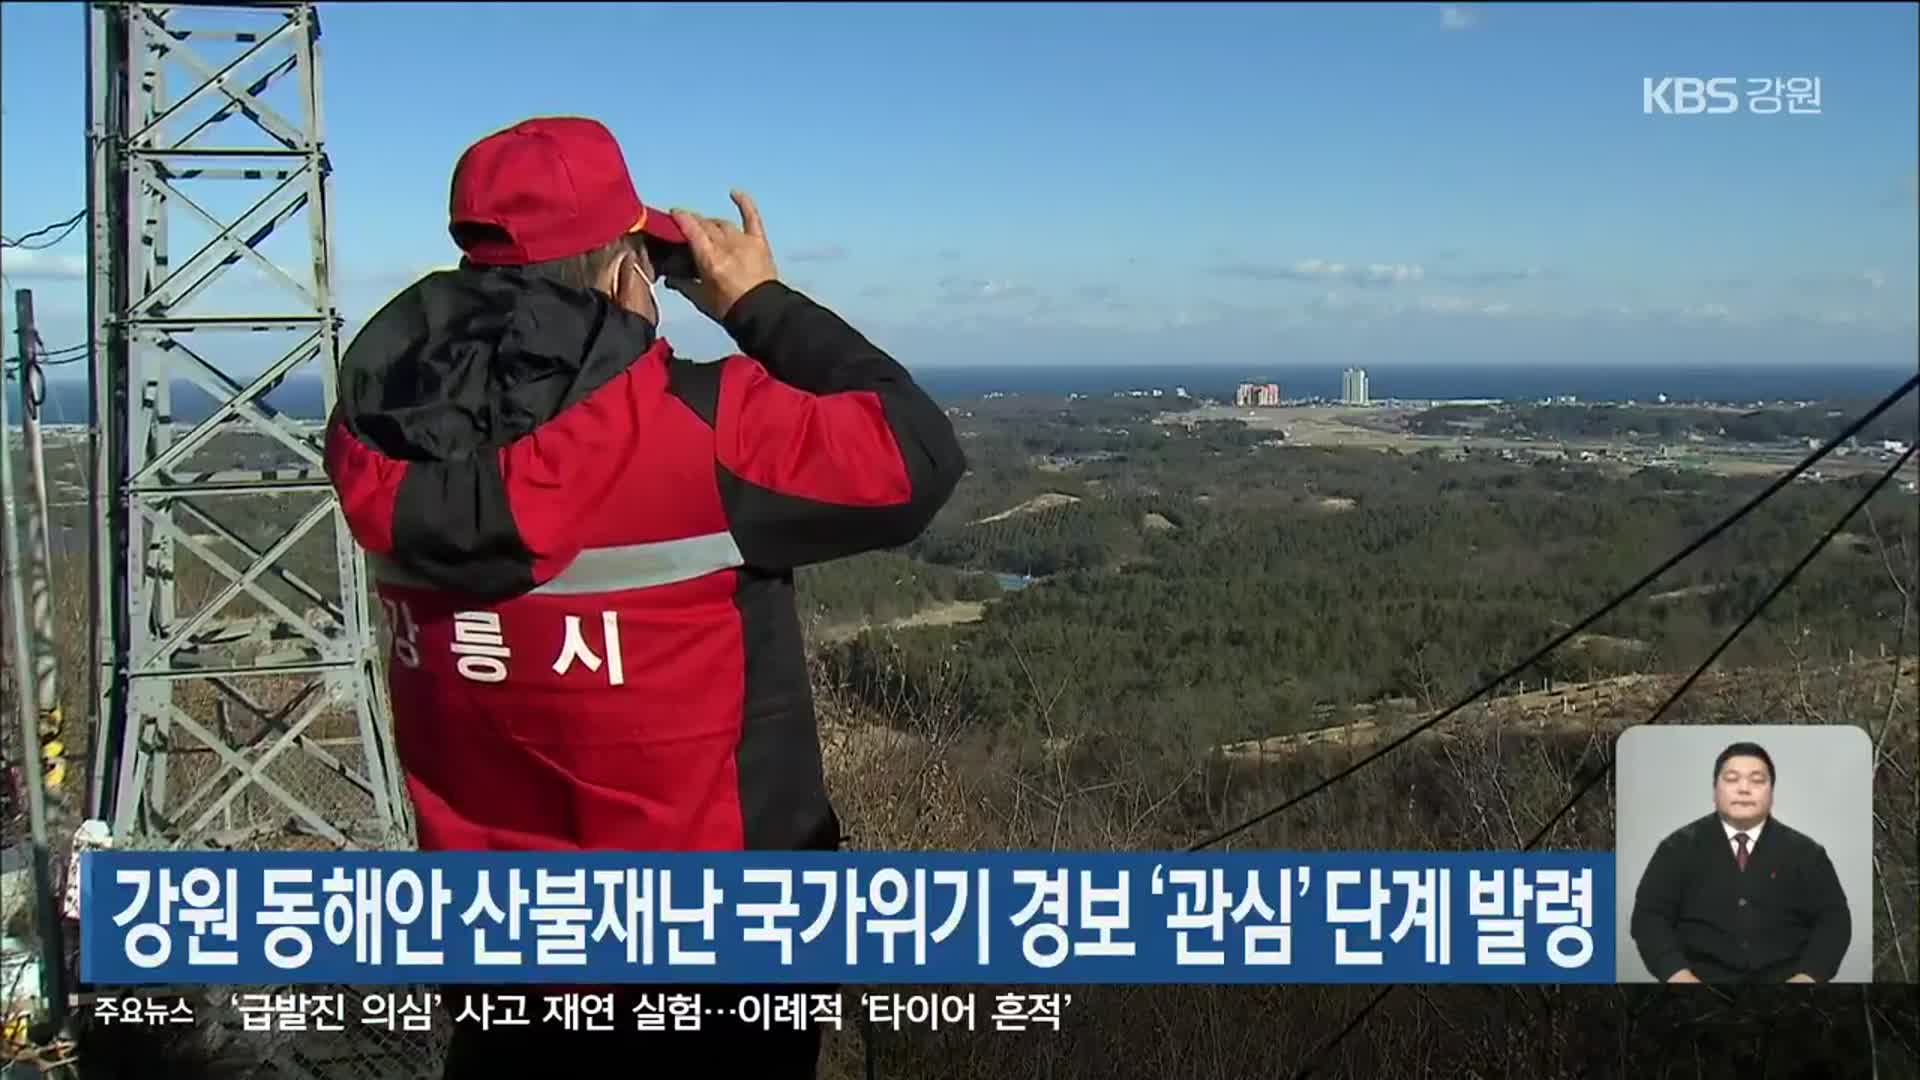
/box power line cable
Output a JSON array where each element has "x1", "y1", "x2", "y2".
[
  {"x1": 1287, "y1": 442, "x2": 1917, "y2": 1080},
  {"x1": 1, "y1": 210, "x2": 86, "y2": 250},
  {"x1": 23, "y1": 357, "x2": 45, "y2": 414},
  {"x1": 2, "y1": 323, "x2": 88, "y2": 418},
  {"x1": 7, "y1": 216, "x2": 83, "y2": 253},
  {"x1": 3, "y1": 356, "x2": 86, "y2": 373},
  {"x1": 4, "y1": 345, "x2": 88, "y2": 371},
  {"x1": 1188, "y1": 372, "x2": 1919, "y2": 853}
]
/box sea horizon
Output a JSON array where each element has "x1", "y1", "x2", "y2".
[{"x1": 10, "y1": 360, "x2": 1917, "y2": 427}]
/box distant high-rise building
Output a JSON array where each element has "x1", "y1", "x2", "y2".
[
  {"x1": 1238, "y1": 382, "x2": 1281, "y2": 407},
  {"x1": 1341, "y1": 367, "x2": 1370, "y2": 405}
]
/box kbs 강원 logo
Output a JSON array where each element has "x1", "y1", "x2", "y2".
[
  {"x1": 1643, "y1": 77, "x2": 1738, "y2": 115},
  {"x1": 1642, "y1": 77, "x2": 1823, "y2": 115}
]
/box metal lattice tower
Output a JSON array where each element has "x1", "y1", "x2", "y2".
[{"x1": 85, "y1": 0, "x2": 408, "y2": 852}]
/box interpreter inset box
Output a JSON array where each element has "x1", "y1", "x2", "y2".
[{"x1": 1614, "y1": 724, "x2": 1873, "y2": 984}]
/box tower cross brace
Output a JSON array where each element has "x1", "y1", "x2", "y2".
[{"x1": 85, "y1": 0, "x2": 407, "y2": 852}]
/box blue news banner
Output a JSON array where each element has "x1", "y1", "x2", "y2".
[{"x1": 81, "y1": 851, "x2": 1616, "y2": 985}]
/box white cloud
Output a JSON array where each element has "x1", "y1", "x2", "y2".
[
  {"x1": 1216, "y1": 257, "x2": 1563, "y2": 291},
  {"x1": 1299, "y1": 292, "x2": 1525, "y2": 320},
  {"x1": 0, "y1": 249, "x2": 88, "y2": 280},
  {"x1": 1575, "y1": 301, "x2": 1920, "y2": 332},
  {"x1": 1389, "y1": 296, "x2": 1838, "y2": 326},
  {"x1": 1214, "y1": 259, "x2": 1426, "y2": 286},
  {"x1": 1306, "y1": 259, "x2": 1425, "y2": 285},
  {"x1": 1414, "y1": 295, "x2": 1474, "y2": 314},
  {"x1": 1436, "y1": 265, "x2": 1554, "y2": 286},
  {"x1": 1791, "y1": 269, "x2": 1890, "y2": 295},
  {"x1": 937, "y1": 276, "x2": 1036, "y2": 303},
  {"x1": 1440, "y1": 4, "x2": 1481, "y2": 30},
  {"x1": 1583, "y1": 303, "x2": 1737, "y2": 324},
  {"x1": 888, "y1": 269, "x2": 1909, "y2": 339},
  {"x1": 1367, "y1": 263, "x2": 1426, "y2": 285}
]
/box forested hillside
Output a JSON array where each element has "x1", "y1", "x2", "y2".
[
  {"x1": 1408, "y1": 396, "x2": 1920, "y2": 445},
  {"x1": 805, "y1": 394, "x2": 1918, "y2": 756}
]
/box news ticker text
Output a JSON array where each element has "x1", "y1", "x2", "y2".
[{"x1": 89, "y1": 990, "x2": 1070, "y2": 1035}]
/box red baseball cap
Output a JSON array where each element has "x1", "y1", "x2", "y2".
[{"x1": 448, "y1": 116, "x2": 686, "y2": 266}]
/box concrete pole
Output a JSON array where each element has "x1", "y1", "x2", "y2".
[
  {"x1": 4, "y1": 287, "x2": 70, "y2": 1031},
  {"x1": 13, "y1": 290, "x2": 66, "y2": 798}
]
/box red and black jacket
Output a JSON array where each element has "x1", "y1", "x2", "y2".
[{"x1": 323, "y1": 268, "x2": 964, "y2": 853}]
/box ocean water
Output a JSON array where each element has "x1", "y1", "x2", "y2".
[{"x1": 12, "y1": 362, "x2": 1916, "y2": 427}]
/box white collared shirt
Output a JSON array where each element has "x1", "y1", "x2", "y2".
[{"x1": 1722, "y1": 816, "x2": 1766, "y2": 861}]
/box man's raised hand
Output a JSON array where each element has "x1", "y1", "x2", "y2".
[{"x1": 667, "y1": 190, "x2": 780, "y2": 322}]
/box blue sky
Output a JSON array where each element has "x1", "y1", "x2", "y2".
[{"x1": 3, "y1": 0, "x2": 1916, "y2": 372}]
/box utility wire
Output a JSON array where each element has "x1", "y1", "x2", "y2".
[
  {"x1": 5, "y1": 350, "x2": 87, "y2": 369},
  {"x1": 1, "y1": 210, "x2": 86, "y2": 250},
  {"x1": 1188, "y1": 372, "x2": 1919, "y2": 853},
  {"x1": 31, "y1": 326, "x2": 87, "y2": 358},
  {"x1": 4, "y1": 334, "x2": 88, "y2": 376},
  {"x1": 2, "y1": 323, "x2": 87, "y2": 417},
  {"x1": 1288, "y1": 442, "x2": 1918, "y2": 1080}
]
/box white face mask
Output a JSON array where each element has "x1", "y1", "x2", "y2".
[{"x1": 622, "y1": 254, "x2": 659, "y2": 330}]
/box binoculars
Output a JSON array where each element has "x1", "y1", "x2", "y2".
[{"x1": 630, "y1": 232, "x2": 698, "y2": 283}]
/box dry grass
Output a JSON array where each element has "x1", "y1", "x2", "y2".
[
  {"x1": 809, "y1": 644, "x2": 1919, "y2": 1079},
  {"x1": 813, "y1": 601, "x2": 990, "y2": 647},
  {"x1": 971, "y1": 493, "x2": 1082, "y2": 525}
]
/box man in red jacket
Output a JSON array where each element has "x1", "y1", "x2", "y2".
[{"x1": 323, "y1": 116, "x2": 964, "y2": 1075}]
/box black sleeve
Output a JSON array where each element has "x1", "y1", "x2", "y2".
[
  {"x1": 1630, "y1": 832, "x2": 1694, "y2": 982},
  {"x1": 687, "y1": 281, "x2": 966, "y2": 570},
  {"x1": 1793, "y1": 840, "x2": 1852, "y2": 981}
]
